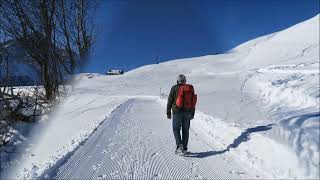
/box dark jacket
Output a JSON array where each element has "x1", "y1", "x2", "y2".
[{"x1": 167, "y1": 84, "x2": 195, "y2": 116}]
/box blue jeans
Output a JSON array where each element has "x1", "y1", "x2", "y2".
[{"x1": 172, "y1": 112, "x2": 192, "y2": 150}]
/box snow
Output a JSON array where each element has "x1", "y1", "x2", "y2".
[
  {"x1": 241, "y1": 60, "x2": 320, "y2": 177},
  {"x1": 158, "y1": 100, "x2": 304, "y2": 178},
  {"x1": 1, "y1": 14, "x2": 319, "y2": 179},
  {"x1": 1, "y1": 93, "x2": 127, "y2": 178},
  {"x1": 51, "y1": 98, "x2": 263, "y2": 179}
]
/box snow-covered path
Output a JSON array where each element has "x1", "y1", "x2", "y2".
[{"x1": 51, "y1": 98, "x2": 261, "y2": 179}]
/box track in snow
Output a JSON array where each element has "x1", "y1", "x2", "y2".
[{"x1": 51, "y1": 98, "x2": 261, "y2": 179}]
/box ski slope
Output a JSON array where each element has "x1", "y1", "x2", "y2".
[{"x1": 2, "y1": 15, "x2": 319, "y2": 179}]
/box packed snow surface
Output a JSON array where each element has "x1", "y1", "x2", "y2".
[{"x1": 1, "y1": 15, "x2": 319, "y2": 179}]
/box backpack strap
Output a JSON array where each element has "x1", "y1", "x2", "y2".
[{"x1": 182, "y1": 85, "x2": 185, "y2": 109}]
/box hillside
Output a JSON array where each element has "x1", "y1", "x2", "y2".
[{"x1": 1, "y1": 15, "x2": 319, "y2": 179}]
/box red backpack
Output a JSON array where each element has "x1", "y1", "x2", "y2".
[{"x1": 175, "y1": 84, "x2": 197, "y2": 110}]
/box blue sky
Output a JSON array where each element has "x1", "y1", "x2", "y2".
[{"x1": 84, "y1": 0, "x2": 319, "y2": 73}]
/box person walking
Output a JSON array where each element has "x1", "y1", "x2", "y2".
[{"x1": 167, "y1": 74, "x2": 197, "y2": 155}]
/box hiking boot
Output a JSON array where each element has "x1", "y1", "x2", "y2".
[
  {"x1": 175, "y1": 144, "x2": 183, "y2": 155},
  {"x1": 181, "y1": 149, "x2": 188, "y2": 155}
]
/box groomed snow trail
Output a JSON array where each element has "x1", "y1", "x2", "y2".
[{"x1": 52, "y1": 98, "x2": 262, "y2": 179}]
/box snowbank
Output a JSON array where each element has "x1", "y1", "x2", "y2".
[
  {"x1": 192, "y1": 112, "x2": 304, "y2": 179},
  {"x1": 4, "y1": 90, "x2": 128, "y2": 179},
  {"x1": 241, "y1": 60, "x2": 320, "y2": 177}
]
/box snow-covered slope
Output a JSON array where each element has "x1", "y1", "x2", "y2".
[
  {"x1": 2, "y1": 15, "x2": 319, "y2": 179},
  {"x1": 234, "y1": 14, "x2": 319, "y2": 66}
]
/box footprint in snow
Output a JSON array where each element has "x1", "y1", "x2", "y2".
[
  {"x1": 151, "y1": 173, "x2": 161, "y2": 179},
  {"x1": 192, "y1": 174, "x2": 203, "y2": 179},
  {"x1": 124, "y1": 171, "x2": 134, "y2": 177},
  {"x1": 97, "y1": 174, "x2": 107, "y2": 179},
  {"x1": 92, "y1": 164, "x2": 101, "y2": 171},
  {"x1": 110, "y1": 171, "x2": 119, "y2": 178},
  {"x1": 142, "y1": 160, "x2": 150, "y2": 166},
  {"x1": 151, "y1": 152, "x2": 158, "y2": 157},
  {"x1": 110, "y1": 153, "x2": 119, "y2": 160},
  {"x1": 91, "y1": 165, "x2": 97, "y2": 171},
  {"x1": 230, "y1": 170, "x2": 245, "y2": 176},
  {"x1": 109, "y1": 142, "x2": 117, "y2": 146},
  {"x1": 102, "y1": 149, "x2": 110, "y2": 154}
]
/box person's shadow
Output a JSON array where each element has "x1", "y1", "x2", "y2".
[{"x1": 185, "y1": 124, "x2": 275, "y2": 158}]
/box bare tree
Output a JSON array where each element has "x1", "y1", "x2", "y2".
[
  {"x1": 0, "y1": 0, "x2": 97, "y2": 101},
  {"x1": 56, "y1": 0, "x2": 96, "y2": 74},
  {"x1": 0, "y1": 0, "x2": 97, "y2": 147}
]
